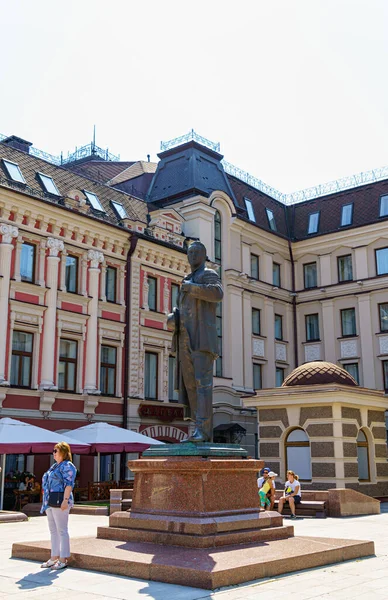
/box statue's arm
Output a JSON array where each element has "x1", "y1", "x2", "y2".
[{"x1": 186, "y1": 272, "x2": 223, "y2": 302}]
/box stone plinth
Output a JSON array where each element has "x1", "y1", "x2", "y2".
[{"x1": 327, "y1": 488, "x2": 381, "y2": 517}]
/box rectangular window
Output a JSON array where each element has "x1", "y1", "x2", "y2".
[
  {"x1": 303, "y1": 262, "x2": 317, "y2": 289},
  {"x1": 216, "y1": 302, "x2": 223, "y2": 377},
  {"x1": 3, "y1": 159, "x2": 26, "y2": 183},
  {"x1": 338, "y1": 254, "x2": 353, "y2": 282},
  {"x1": 84, "y1": 190, "x2": 105, "y2": 212},
  {"x1": 376, "y1": 247, "x2": 388, "y2": 275},
  {"x1": 144, "y1": 351, "x2": 158, "y2": 399},
  {"x1": 266, "y1": 208, "x2": 277, "y2": 231},
  {"x1": 379, "y1": 195, "x2": 388, "y2": 217},
  {"x1": 10, "y1": 331, "x2": 33, "y2": 388},
  {"x1": 341, "y1": 203, "x2": 353, "y2": 226},
  {"x1": 37, "y1": 172, "x2": 60, "y2": 196},
  {"x1": 250, "y1": 254, "x2": 259, "y2": 280},
  {"x1": 275, "y1": 314, "x2": 283, "y2": 340},
  {"x1": 171, "y1": 283, "x2": 179, "y2": 311},
  {"x1": 100, "y1": 346, "x2": 117, "y2": 396},
  {"x1": 275, "y1": 367, "x2": 284, "y2": 387},
  {"x1": 307, "y1": 212, "x2": 320, "y2": 234},
  {"x1": 65, "y1": 255, "x2": 78, "y2": 293},
  {"x1": 58, "y1": 339, "x2": 77, "y2": 392},
  {"x1": 253, "y1": 363, "x2": 262, "y2": 390},
  {"x1": 341, "y1": 308, "x2": 357, "y2": 337},
  {"x1": 105, "y1": 266, "x2": 117, "y2": 302},
  {"x1": 343, "y1": 363, "x2": 359, "y2": 384},
  {"x1": 379, "y1": 303, "x2": 388, "y2": 332},
  {"x1": 168, "y1": 356, "x2": 179, "y2": 402},
  {"x1": 148, "y1": 276, "x2": 157, "y2": 311},
  {"x1": 244, "y1": 198, "x2": 256, "y2": 222},
  {"x1": 20, "y1": 242, "x2": 35, "y2": 283},
  {"x1": 305, "y1": 314, "x2": 320, "y2": 342},
  {"x1": 273, "y1": 262, "x2": 281, "y2": 287},
  {"x1": 111, "y1": 200, "x2": 127, "y2": 219},
  {"x1": 383, "y1": 361, "x2": 388, "y2": 392},
  {"x1": 252, "y1": 308, "x2": 261, "y2": 335}
]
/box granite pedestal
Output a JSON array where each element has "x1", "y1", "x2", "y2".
[{"x1": 12, "y1": 446, "x2": 376, "y2": 589}]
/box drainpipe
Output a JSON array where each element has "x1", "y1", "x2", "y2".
[
  {"x1": 286, "y1": 205, "x2": 298, "y2": 368},
  {"x1": 120, "y1": 234, "x2": 139, "y2": 480}
]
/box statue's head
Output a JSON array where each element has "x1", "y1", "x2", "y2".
[{"x1": 187, "y1": 241, "x2": 207, "y2": 270}]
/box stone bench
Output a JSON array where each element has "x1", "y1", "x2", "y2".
[{"x1": 273, "y1": 498, "x2": 327, "y2": 518}]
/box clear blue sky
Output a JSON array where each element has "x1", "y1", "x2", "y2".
[{"x1": 1, "y1": 0, "x2": 387, "y2": 193}]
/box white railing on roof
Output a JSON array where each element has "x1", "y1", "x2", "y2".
[{"x1": 161, "y1": 131, "x2": 388, "y2": 205}]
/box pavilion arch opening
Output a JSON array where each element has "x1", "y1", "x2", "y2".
[
  {"x1": 357, "y1": 429, "x2": 370, "y2": 481},
  {"x1": 285, "y1": 428, "x2": 312, "y2": 481}
]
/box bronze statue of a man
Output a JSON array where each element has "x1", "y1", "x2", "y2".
[{"x1": 167, "y1": 241, "x2": 223, "y2": 443}]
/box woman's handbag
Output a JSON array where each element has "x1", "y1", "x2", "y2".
[{"x1": 48, "y1": 491, "x2": 64, "y2": 507}]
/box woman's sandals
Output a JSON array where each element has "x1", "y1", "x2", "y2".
[{"x1": 41, "y1": 558, "x2": 68, "y2": 569}]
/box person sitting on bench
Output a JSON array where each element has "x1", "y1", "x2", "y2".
[
  {"x1": 277, "y1": 470, "x2": 301, "y2": 520},
  {"x1": 257, "y1": 467, "x2": 276, "y2": 510},
  {"x1": 258, "y1": 471, "x2": 278, "y2": 509}
]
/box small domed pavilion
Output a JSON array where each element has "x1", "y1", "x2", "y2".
[{"x1": 243, "y1": 361, "x2": 388, "y2": 496}]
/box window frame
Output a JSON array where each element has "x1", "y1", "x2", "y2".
[
  {"x1": 84, "y1": 190, "x2": 105, "y2": 212},
  {"x1": 341, "y1": 203, "x2": 353, "y2": 227},
  {"x1": 357, "y1": 429, "x2": 370, "y2": 482},
  {"x1": 10, "y1": 330, "x2": 33, "y2": 389},
  {"x1": 105, "y1": 265, "x2": 117, "y2": 303},
  {"x1": 2, "y1": 159, "x2": 26, "y2": 184},
  {"x1": 379, "y1": 195, "x2": 388, "y2": 218},
  {"x1": 343, "y1": 362, "x2": 359, "y2": 384},
  {"x1": 382, "y1": 360, "x2": 388, "y2": 393},
  {"x1": 244, "y1": 198, "x2": 256, "y2": 222},
  {"x1": 65, "y1": 254, "x2": 79, "y2": 294},
  {"x1": 144, "y1": 351, "x2": 158, "y2": 400},
  {"x1": 252, "y1": 308, "x2": 261, "y2": 336},
  {"x1": 100, "y1": 345, "x2": 117, "y2": 397},
  {"x1": 171, "y1": 283, "x2": 179, "y2": 311},
  {"x1": 216, "y1": 302, "x2": 223, "y2": 377},
  {"x1": 58, "y1": 338, "x2": 78, "y2": 393},
  {"x1": 340, "y1": 308, "x2": 357, "y2": 337},
  {"x1": 168, "y1": 355, "x2": 179, "y2": 402},
  {"x1": 147, "y1": 276, "x2": 157, "y2": 312},
  {"x1": 214, "y1": 210, "x2": 222, "y2": 265},
  {"x1": 379, "y1": 302, "x2": 388, "y2": 332},
  {"x1": 250, "y1": 254, "x2": 259, "y2": 280},
  {"x1": 275, "y1": 367, "x2": 285, "y2": 387},
  {"x1": 37, "y1": 172, "x2": 60, "y2": 196},
  {"x1": 111, "y1": 200, "x2": 127, "y2": 219},
  {"x1": 253, "y1": 363, "x2": 262, "y2": 390},
  {"x1": 20, "y1": 242, "x2": 36, "y2": 283},
  {"x1": 274, "y1": 314, "x2": 283, "y2": 341},
  {"x1": 305, "y1": 313, "x2": 320, "y2": 342},
  {"x1": 273, "y1": 262, "x2": 281, "y2": 287},
  {"x1": 285, "y1": 427, "x2": 312, "y2": 481},
  {"x1": 307, "y1": 211, "x2": 320, "y2": 235},
  {"x1": 375, "y1": 247, "x2": 388, "y2": 276},
  {"x1": 337, "y1": 254, "x2": 353, "y2": 283},
  {"x1": 266, "y1": 208, "x2": 277, "y2": 231},
  {"x1": 303, "y1": 262, "x2": 317, "y2": 289}
]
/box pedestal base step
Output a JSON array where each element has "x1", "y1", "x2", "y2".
[
  {"x1": 12, "y1": 535, "x2": 374, "y2": 590},
  {"x1": 97, "y1": 524, "x2": 294, "y2": 548}
]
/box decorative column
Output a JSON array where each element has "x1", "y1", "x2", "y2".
[
  {"x1": 163, "y1": 278, "x2": 169, "y2": 314},
  {"x1": 39, "y1": 238, "x2": 64, "y2": 390},
  {"x1": 142, "y1": 273, "x2": 149, "y2": 310},
  {"x1": 0, "y1": 224, "x2": 18, "y2": 384},
  {"x1": 38, "y1": 239, "x2": 46, "y2": 287},
  {"x1": 321, "y1": 300, "x2": 336, "y2": 363},
  {"x1": 119, "y1": 264, "x2": 125, "y2": 306},
  {"x1": 358, "y1": 294, "x2": 375, "y2": 388},
  {"x1": 83, "y1": 250, "x2": 104, "y2": 394},
  {"x1": 59, "y1": 248, "x2": 67, "y2": 291},
  {"x1": 100, "y1": 263, "x2": 107, "y2": 301},
  {"x1": 264, "y1": 298, "x2": 275, "y2": 387}
]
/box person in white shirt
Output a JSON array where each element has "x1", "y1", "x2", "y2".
[
  {"x1": 257, "y1": 467, "x2": 276, "y2": 510},
  {"x1": 277, "y1": 470, "x2": 301, "y2": 519}
]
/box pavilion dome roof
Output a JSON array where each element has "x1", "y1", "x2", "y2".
[{"x1": 282, "y1": 361, "x2": 358, "y2": 388}]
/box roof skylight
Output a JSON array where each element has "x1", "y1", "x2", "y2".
[
  {"x1": 37, "y1": 172, "x2": 60, "y2": 196},
  {"x1": 111, "y1": 200, "x2": 127, "y2": 219},
  {"x1": 308, "y1": 212, "x2": 320, "y2": 234},
  {"x1": 244, "y1": 198, "x2": 256, "y2": 222},
  {"x1": 266, "y1": 208, "x2": 277, "y2": 231},
  {"x1": 2, "y1": 159, "x2": 26, "y2": 184},
  {"x1": 84, "y1": 190, "x2": 105, "y2": 212}
]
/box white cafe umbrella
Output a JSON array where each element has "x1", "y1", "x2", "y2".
[
  {"x1": 67, "y1": 422, "x2": 164, "y2": 481},
  {"x1": 0, "y1": 417, "x2": 90, "y2": 510}
]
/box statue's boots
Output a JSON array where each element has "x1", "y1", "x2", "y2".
[{"x1": 186, "y1": 416, "x2": 212, "y2": 443}]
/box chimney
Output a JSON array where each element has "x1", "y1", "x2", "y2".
[{"x1": 2, "y1": 135, "x2": 33, "y2": 154}]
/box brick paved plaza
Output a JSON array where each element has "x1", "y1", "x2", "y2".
[{"x1": 0, "y1": 506, "x2": 387, "y2": 599}]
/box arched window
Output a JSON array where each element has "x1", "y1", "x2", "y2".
[
  {"x1": 214, "y1": 210, "x2": 222, "y2": 376},
  {"x1": 285, "y1": 428, "x2": 312, "y2": 480},
  {"x1": 357, "y1": 429, "x2": 370, "y2": 481}
]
